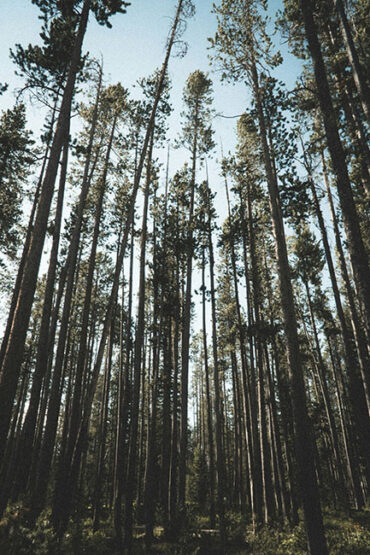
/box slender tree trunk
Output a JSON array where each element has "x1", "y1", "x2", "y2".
[
  {"x1": 30, "y1": 63, "x2": 102, "y2": 521},
  {"x1": 322, "y1": 158, "x2": 370, "y2": 485},
  {"x1": 300, "y1": 0, "x2": 370, "y2": 342},
  {"x1": 304, "y1": 281, "x2": 348, "y2": 507},
  {"x1": 246, "y1": 179, "x2": 274, "y2": 523},
  {"x1": 303, "y1": 157, "x2": 364, "y2": 509},
  {"x1": 201, "y1": 247, "x2": 216, "y2": 529},
  {"x1": 250, "y1": 59, "x2": 327, "y2": 554},
  {"x1": 52, "y1": 115, "x2": 116, "y2": 533},
  {"x1": 161, "y1": 318, "x2": 172, "y2": 516},
  {"x1": 224, "y1": 173, "x2": 261, "y2": 527},
  {"x1": 321, "y1": 153, "x2": 370, "y2": 417},
  {"x1": 263, "y1": 244, "x2": 299, "y2": 526},
  {"x1": 11, "y1": 131, "x2": 70, "y2": 501},
  {"x1": 333, "y1": 0, "x2": 370, "y2": 127},
  {"x1": 207, "y1": 194, "x2": 227, "y2": 544},
  {"x1": 0, "y1": 1, "x2": 91, "y2": 464},
  {"x1": 179, "y1": 103, "x2": 198, "y2": 515},
  {"x1": 92, "y1": 322, "x2": 114, "y2": 531},
  {"x1": 326, "y1": 333, "x2": 364, "y2": 508},
  {"x1": 0, "y1": 101, "x2": 57, "y2": 371},
  {"x1": 114, "y1": 221, "x2": 135, "y2": 546},
  {"x1": 264, "y1": 344, "x2": 289, "y2": 520},
  {"x1": 159, "y1": 155, "x2": 172, "y2": 524},
  {"x1": 124, "y1": 137, "x2": 153, "y2": 552},
  {"x1": 168, "y1": 210, "x2": 182, "y2": 535}
]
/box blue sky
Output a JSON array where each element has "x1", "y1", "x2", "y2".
[
  {"x1": 1, "y1": 1, "x2": 318, "y2": 386},
  {"x1": 0, "y1": 0, "x2": 305, "y2": 326},
  {"x1": 1, "y1": 1, "x2": 302, "y2": 181}
]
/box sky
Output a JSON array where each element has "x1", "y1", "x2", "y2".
[
  {"x1": 1, "y1": 0, "x2": 302, "y2": 201},
  {"x1": 0, "y1": 0, "x2": 306, "y2": 347}
]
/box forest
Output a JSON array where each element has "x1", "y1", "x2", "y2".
[{"x1": 0, "y1": 0, "x2": 369, "y2": 553}]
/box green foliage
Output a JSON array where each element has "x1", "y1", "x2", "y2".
[
  {"x1": 210, "y1": 0, "x2": 281, "y2": 83},
  {"x1": 32, "y1": 0, "x2": 131, "y2": 28},
  {"x1": 2, "y1": 501, "x2": 370, "y2": 554},
  {"x1": 292, "y1": 225, "x2": 325, "y2": 286},
  {"x1": 0, "y1": 506, "x2": 58, "y2": 555},
  {"x1": 179, "y1": 70, "x2": 215, "y2": 156},
  {"x1": 0, "y1": 508, "x2": 118, "y2": 554},
  {"x1": 224, "y1": 510, "x2": 249, "y2": 544},
  {"x1": 187, "y1": 446, "x2": 209, "y2": 513},
  {"x1": 244, "y1": 511, "x2": 370, "y2": 554},
  {"x1": 12, "y1": 1, "x2": 130, "y2": 100},
  {"x1": 324, "y1": 510, "x2": 370, "y2": 554},
  {"x1": 137, "y1": 69, "x2": 172, "y2": 144},
  {"x1": 91, "y1": 1, "x2": 131, "y2": 28},
  {"x1": 0, "y1": 104, "x2": 35, "y2": 256},
  {"x1": 11, "y1": 4, "x2": 85, "y2": 95}
]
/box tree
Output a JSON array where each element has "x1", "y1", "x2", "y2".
[
  {"x1": 0, "y1": 0, "x2": 130, "y2": 469},
  {"x1": 177, "y1": 69, "x2": 214, "y2": 524},
  {"x1": 297, "y1": 0, "x2": 370, "y2": 344},
  {"x1": 0, "y1": 104, "x2": 34, "y2": 257},
  {"x1": 210, "y1": 2, "x2": 328, "y2": 552}
]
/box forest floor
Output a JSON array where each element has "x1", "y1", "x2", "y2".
[{"x1": 1, "y1": 505, "x2": 370, "y2": 554}]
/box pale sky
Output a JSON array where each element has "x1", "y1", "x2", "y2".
[
  {"x1": 1, "y1": 0, "x2": 302, "y2": 195},
  {"x1": 0, "y1": 0, "x2": 304, "y2": 343}
]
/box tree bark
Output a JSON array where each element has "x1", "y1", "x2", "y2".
[
  {"x1": 333, "y1": 0, "x2": 370, "y2": 127},
  {"x1": 300, "y1": 0, "x2": 370, "y2": 341},
  {"x1": 251, "y1": 59, "x2": 327, "y2": 554},
  {"x1": 0, "y1": 0, "x2": 91, "y2": 464}
]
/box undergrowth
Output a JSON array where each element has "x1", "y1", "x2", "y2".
[{"x1": 0, "y1": 503, "x2": 369, "y2": 554}]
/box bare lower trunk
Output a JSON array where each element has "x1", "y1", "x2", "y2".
[
  {"x1": 300, "y1": 0, "x2": 370, "y2": 341},
  {"x1": 251, "y1": 60, "x2": 327, "y2": 554},
  {"x1": 0, "y1": 1, "x2": 91, "y2": 464}
]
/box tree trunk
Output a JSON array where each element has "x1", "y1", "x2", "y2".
[
  {"x1": 333, "y1": 0, "x2": 370, "y2": 127},
  {"x1": 92, "y1": 323, "x2": 114, "y2": 531},
  {"x1": 179, "y1": 104, "x2": 198, "y2": 515},
  {"x1": 0, "y1": 101, "x2": 57, "y2": 371},
  {"x1": 207, "y1": 193, "x2": 227, "y2": 543},
  {"x1": 250, "y1": 59, "x2": 327, "y2": 554},
  {"x1": 11, "y1": 131, "x2": 70, "y2": 501},
  {"x1": 124, "y1": 136, "x2": 153, "y2": 552},
  {"x1": 224, "y1": 172, "x2": 262, "y2": 527},
  {"x1": 201, "y1": 247, "x2": 216, "y2": 529},
  {"x1": 113, "y1": 221, "x2": 135, "y2": 546},
  {"x1": 304, "y1": 280, "x2": 348, "y2": 508},
  {"x1": 0, "y1": 0, "x2": 91, "y2": 463},
  {"x1": 52, "y1": 115, "x2": 116, "y2": 533},
  {"x1": 300, "y1": 0, "x2": 370, "y2": 341},
  {"x1": 30, "y1": 63, "x2": 102, "y2": 521}
]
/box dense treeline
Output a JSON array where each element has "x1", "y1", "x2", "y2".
[{"x1": 0, "y1": 0, "x2": 369, "y2": 553}]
